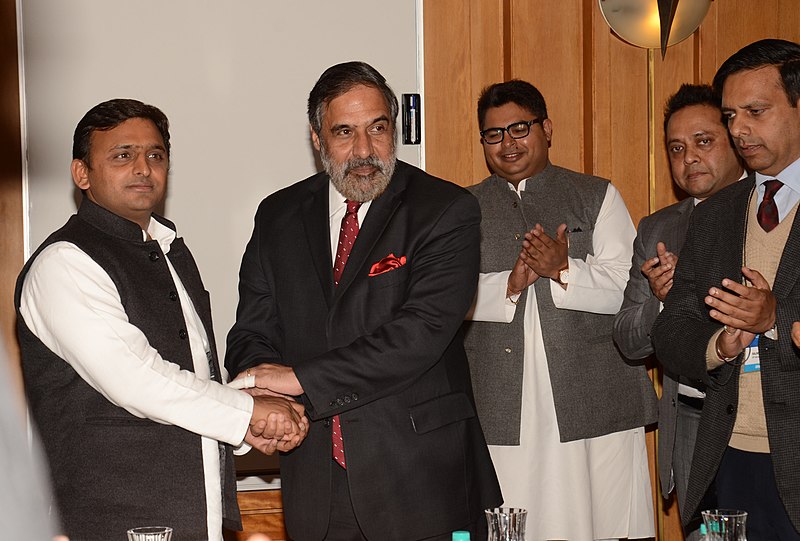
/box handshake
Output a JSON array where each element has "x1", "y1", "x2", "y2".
[{"x1": 232, "y1": 363, "x2": 309, "y2": 455}]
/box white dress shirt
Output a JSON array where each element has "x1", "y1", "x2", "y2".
[{"x1": 20, "y1": 217, "x2": 253, "y2": 541}]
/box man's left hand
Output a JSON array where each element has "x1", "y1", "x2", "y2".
[
  {"x1": 705, "y1": 266, "x2": 777, "y2": 334},
  {"x1": 519, "y1": 223, "x2": 569, "y2": 280},
  {"x1": 234, "y1": 363, "x2": 304, "y2": 396}
]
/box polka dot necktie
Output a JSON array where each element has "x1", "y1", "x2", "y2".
[
  {"x1": 757, "y1": 179, "x2": 783, "y2": 232},
  {"x1": 331, "y1": 199, "x2": 361, "y2": 468}
]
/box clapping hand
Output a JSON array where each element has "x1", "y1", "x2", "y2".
[
  {"x1": 518, "y1": 224, "x2": 569, "y2": 281},
  {"x1": 642, "y1": 242, "x2": 677, "y2": 302},
  {"x1": 507, "y1": 250, "x2": 539, "y2": 297},
  {"x1": 706, "y1": 267, "x2": 775, "y2": 359},
  {"x1": 792, "y1": 322, "x2": 800, "y2": 349}
]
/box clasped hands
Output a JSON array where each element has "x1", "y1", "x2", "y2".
[
  {"x1": 507, "y1": 223, "x2": 569, "y2": 296},
  {"x1": 706, "y1": 266, "x2": 777, "y2": 359},
  {"x1": 236, "y1": 363, "x2": 308, "y2": 455}
]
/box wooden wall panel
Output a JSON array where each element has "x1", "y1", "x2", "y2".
[
  {"x1": 423, "y1": 0, "x2": 504, "y2": 186},
  {"x1": 468, "y1": 0, "x2": 506, "y2": 183},
  {"x1": 0, "y1": 0, "x2": 24, "y2": 395},
  {"x1": 510, "y1": 0, "x2": 585, "y2": 173},
  {"x1": 652, "y1": 37, "x2": 697, "y2": 217},
  {"x1": 604, "y1": 37, "x2": 650, "y2": 223}
]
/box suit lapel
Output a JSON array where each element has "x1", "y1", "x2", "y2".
[
  {"x1": 726, "y1": 178, "x2": 756, "y2": 281},
  {"x1": 672, "y1": 198, "x2": 695, "y2": 255},
  {"x1": 773, "y1": 203, "x2": 800, "y2": 298},
  {"x1": 333, "y1": 168, "x2": 407, "y2": 301},
  {"x1": 301, "y1": 177, "x2": 335, "y2": 307}
]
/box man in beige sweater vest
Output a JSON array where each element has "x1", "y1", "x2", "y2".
[{"x1": 653, "y1": 39, "x2": 800, "y2": 540}]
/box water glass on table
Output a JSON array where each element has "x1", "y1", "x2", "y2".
[
  {"x1": 126, "y1": 526, "x2": 173, "y2": 541},
  {"x1": 701, "y1": 509, "x2": 747, "y2": 541},
  {"x1": 485, "y1": 507, "x2": 527, "y2": 541}
]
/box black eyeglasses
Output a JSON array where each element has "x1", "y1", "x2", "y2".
[{"x1": 480, "y1": 118, "x2": 544, "y2": 144}]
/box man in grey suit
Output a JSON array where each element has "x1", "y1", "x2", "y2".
[
  {"x1": 653, "y1": 39, "x2": 800, "y2": 539},
  {"x1": 613, "y1": 83, "x2": 743, "y2": 540},
  {"x1": 464, "y1": 79, "x2": 657, "y2": 541}
]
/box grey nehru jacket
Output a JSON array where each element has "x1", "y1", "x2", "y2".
[{"x1": 464, "y1": 163, "x2": 657, "y2": 444}]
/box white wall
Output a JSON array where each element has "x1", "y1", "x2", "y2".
[{"x1": 20, "y1": 1, "x2": 421, "y2": 364}]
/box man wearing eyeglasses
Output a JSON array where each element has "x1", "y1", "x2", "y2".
[{"x1": 463, "y1": 80, "x2": 657, "y2": 541}]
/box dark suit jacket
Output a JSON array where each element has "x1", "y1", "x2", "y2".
[
  {"x1": 613, "y1": 196, "x2": 695, "y2": 499},
  {"x1": 652, "y1": 175, "x2": 800, "y2": 530},
  {"x1": 225, "y1": 161, "x2": 502, "y2": 541}
]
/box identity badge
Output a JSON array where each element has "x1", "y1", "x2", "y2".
[{"x1": 743, "y1": 334, "x2": 760, "y2": 374}]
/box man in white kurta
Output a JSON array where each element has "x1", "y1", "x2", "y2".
[
  {"x1": 15, "y1": 99, "x2": 307, "y2": 541},
  {"x1": 464, "y1": 80, "x2": 656, "y2": 540}
]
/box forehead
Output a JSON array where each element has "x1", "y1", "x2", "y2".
[
  {"x1": 721, "y1": 65, "x2": 784, "y2": 105},
  {"x1": 90, "y1": 117, "x2": 164, "y2": 151},
  {"x1": 667, "y1": 104, "x2": 725, "y2": 138},
  {"x1": 483, "y1": 102, "x2": 535, "y2": 127},
  {"x1": 322, "y1": 85, "x2": 391, "y2": 126}
]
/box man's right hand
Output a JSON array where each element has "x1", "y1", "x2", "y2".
[
  {"x1": 246, "y1": 395, "x2": 308, "y2": 455},
  {"x1": 642, "y1": 241, "x2": 678, "y2": 302},
  {"x1": 507, "y1": 249, "x2": 539, "y2": 298}
]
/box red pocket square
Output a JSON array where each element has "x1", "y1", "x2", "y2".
[{"x1": 369, "y1": 253, "x2": 407, "y2": 276}]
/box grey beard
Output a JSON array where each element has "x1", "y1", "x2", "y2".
[{"x1": 321, "y1": 145, "x2": 396, "y2": 203}]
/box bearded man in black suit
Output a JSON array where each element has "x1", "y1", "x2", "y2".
[{"x1": 225, "y1": 61, "x2": 501, "y2": 541}]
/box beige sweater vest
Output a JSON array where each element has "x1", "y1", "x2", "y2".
[{"x1": 730, "y1": 193, "x2": 799, "y2": 452}]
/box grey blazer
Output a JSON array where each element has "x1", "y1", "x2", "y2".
[{"x1": 613, "y1": 196, "x2": 694, "y2": 498}]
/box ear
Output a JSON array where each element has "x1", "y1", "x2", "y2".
[
  {"x1": 310, "y1": 125, "x2": 321, "y2": 152},
  {"x1": 542, "y1": 118, "x2": 553, "y2": 143},
  {"x1": 71, "y1": 159, "x2": 90, "y2": 190}
]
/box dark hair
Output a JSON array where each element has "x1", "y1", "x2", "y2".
[
  {"x1": 307, "y1": 61, "x2": 399, "y2": 134},
  {"x1": 477, "y1": 80, "x2": 548, "y2": 130},
  {"x1": 712, "y1": 38, "x2": 800, "y2": 107},
  {"x1": 663, "y1": 84, "x2": 720, "y2": 136},
  {"x1": 73, "y1": 99, "x2": 170, "y2": 165}
]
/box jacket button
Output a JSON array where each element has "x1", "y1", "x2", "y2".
[
  {"x1": 344, "y1": 395, "x2": 351, "y2": 404},
  {"x1": 514, "y1": 233, "x2": 521, "y2": 240},
  {"x1": 512, "y1": 201, "x2": 518, "y2": 208},
  {"x1": 324, "y1": 419, "x2": 331, "y2": 428},
  {"x1": 336, "y1": 398, "x2": 344, "y2": 406},
  {"x1": 330, "y1": 400, "x2": 336, "y2": 407},
  {"x1": 149, "y1": 251, "x2": 160, "y2": 262},
  {"x1": 169, "y1": 291, "x2": 178, "y2": 301},
  {"x1": 726, "y1": 404, "x2": 735, "y2": 414},
  {"x1": 504, "y1": 347, "x2": 512, "y2": 354},
  {"x1": 352, "y1": 393, "x2": 358, "y2": 401},
  {"x1": 178, "y1": 329, "x2": 187, "y2": 340}
]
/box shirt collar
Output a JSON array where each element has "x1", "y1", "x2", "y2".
[
  {"x1": 755, "y1": 155, "x2": 800, "y2": 192},
  {"x1": 144, "y1": 216, "x2": 176, "y2": 255},
  {"x1": 329, "y1": 180, "x2": 348, "y2": 219}
]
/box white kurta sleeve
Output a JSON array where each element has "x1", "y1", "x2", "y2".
[
  {"x1": 19, "y1": 241, "x2": 253, "y2": 446},
  {"x1": 550, "y1": 183, "x2": 635, "y2": 314},
  {"x1": 466, "y1": 270, "x2": 518, "y2": 323}
]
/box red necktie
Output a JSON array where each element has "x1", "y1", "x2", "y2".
[
  {"x1": 331, "y1": 199, "x2": 361, "y2": 468},
  {"x1": 757, "y1": 179, "x2": 783, "y2": 232}
]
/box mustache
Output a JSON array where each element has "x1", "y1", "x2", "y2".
[{"x1": 344, "y1": 155, "x2": 384, "y2": 176}]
